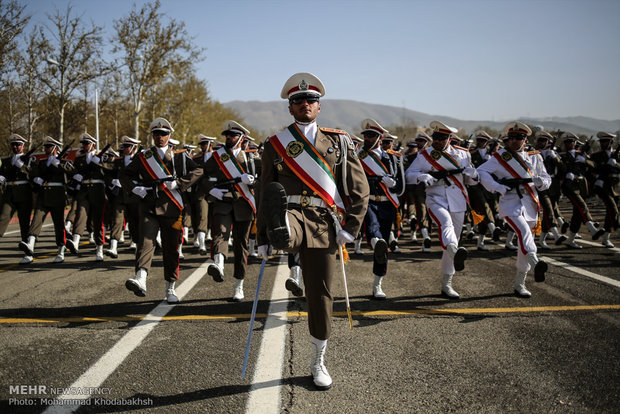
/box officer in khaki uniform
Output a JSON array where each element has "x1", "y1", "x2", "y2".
[
  {"x1": 19, "y1": 136, "x2": 72, "y2": 264},
  {"x1": 104, "y1": 136, "x2": 142, "y2": 258},
  {"x1": 190, "y1": 134, "x2": 216, "y2": 255},
  {"x1": 403, "y1": 132, "x2": 433, "y2": 250},
  {"x1": 0, "y1": 134, "x2": 34, "y2": 245},
  {"x1": 202, "y1": 120, "x2": 257, "y2": 302},
  {"x1": 256, "y1": 72, "x2": 369, "y2": 390},
  {"x1": 590, "y1": 131, "x2": 619, "y2": 247},
  {"x1": 121, "y1": 117, "x2": 203, "y2": 303}
]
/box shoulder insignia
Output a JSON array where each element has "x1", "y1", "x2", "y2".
[
  {"x1": 527, "y1": 150, "x2": 540, "y2": 155},
  {"x1": 387, "y1": 149, "x2": 402, "y2": 157},
  {"x1": 319, "y1": 127, "x2": 346, "y2": 135},
  {"x1": 453, "y1": 145, "x2": 468, "y2": 151}
]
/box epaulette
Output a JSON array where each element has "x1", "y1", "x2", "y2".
[
  {"x1": 527, "y1": 150, "x2": 541, "y2": 155},
  {"x1": 174, "y1": 149, "x2": 187, "y2": 154},
  {"x1": 387, "y1": 149, "x2": 402, "y2": 157},
  {"x1": 319, "y1": 127, "x2": 346, "y2": 135}
]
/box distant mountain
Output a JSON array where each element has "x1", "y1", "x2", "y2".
[{"x1": 224, "y1": 99, "x2": 620, "y2": 139}]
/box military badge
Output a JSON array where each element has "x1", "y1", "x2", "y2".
[
  {"x1": 220, "y1": 153, "x2": 230, "y2": 162},
  {"x1": 431, "y1": 150, "x2": 441, "y2": 160},
  {"x1": 359, "y1": 149, "x2": 368, "y2": 159},
  {"x1": 144, "y1": 150, "x2": 153, "y2": 159},
  {"x1": 286, "y1": 141, "x2": 303, "y2": 158},
  {"x1": 502, "y1": 152, "x2": 513, "y2": 161},
  {"x1": 299, "y1": 80, "x2": 308, "y2": 91}
]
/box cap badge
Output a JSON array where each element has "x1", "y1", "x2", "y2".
[
  {"x1": 299, "y1": 80, "x2": 308, "y2": 91},
  {"x1": 286, "y1": 141, "x2": 303, "y2": 159},
  {"x1": 431, "y1": 150, "x2": 441, "y2": 160},
  {"x1": 502, "y1": 152, "x2": 513, "y2": 161}
]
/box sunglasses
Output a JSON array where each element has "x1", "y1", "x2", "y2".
[
  {"x1": 10, "y1": 142, "x2": 24, "y2": 146},
  {"x1": 80, "y1": 140, "x2": 92, "y2": 145},
  {"x1": 289, "y1": 95, "x2": 320, "y2": 105},
  {"x1": 414, "y1": 138, "x2": 428, "y2": 143},
  {"x1": 121, "y1": 143, "x2": 135, "y2": 148},
  {"x1": 44, "y1": 144, "x2": 56, "y2": 148},
  {"x1": 431, "y1": 132, "x2": 450, "y2": 141},
  {"x1": 507, "y1": 133, "x2": 527, "y2": 141},
  {"x1": 152, "y1": 130, "x2": 170, "y2": 137},
  {"x1": 362, "y1": 131, "x2": 381, "y2": 139},
  {"x1": 223, "y1": 131, "x2": 242, "y2": 138}
]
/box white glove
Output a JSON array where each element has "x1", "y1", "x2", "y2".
[
  {"x1": 257, "y1": 244, "x2": 272, "y2": 260},
  {"x1": 594, "y1": 179, "x2": 604, "y2": 188},
  {"x1": 12, "y1": 156, "x2": 24, "y2": 168},
  {"x1": 496, "y1": 184, "x2": 512, "y2": 196},
  {"x1": 49, "y1": 156, "x2": 61, "y2": 167},
  {"x1": 575, "y1": 155, "x2": 586, "y2": 163},
  {"x1": 33, "y1": 177, "x2": 44, "y2": 185},
  {"x1": 381, "y1": 176, "x2": 396, "y2": 188},
  {"x1": 132, "y1": 186, "x2": 148, "y2": 198},
  {"x1": 111, "y1": 178, "x2": 121, "y2": 187},
  {"x1": 0, "y1": 175, "x2": 5, "y2": 184},
  {"x1": 73, "y1": 173, "x2": 83, "y2": 182},
  {"x1": 336, "y1": 229, "x2": 355, "y2": 245},
  {"x1": 565, "y1": 172, "x2": 575, "y2": 181},
  {"x1": 164, "y1": 180, "x2": 178, "y2": 191},
  {"x1": 533, "y1": 176, "x2": 544, "y2": 188},
  {"x1": 463, "y1": 166, "x2": 478, "y2": 179},
  {"x1": 209, "y1": 187, "x2": 228, "y2": 200},
  {"x1": 417, "y1": 173, "x2": 436, "y2": 186},
  {"x1": 608, "y1": 158, "x2": 617, "y2": 167},
  {"x1": 91, "y1": 155, "x2": 101, "y2": 165},
  {"x1": 241, "y1": 173, "x2": 254, "y2": 185}
]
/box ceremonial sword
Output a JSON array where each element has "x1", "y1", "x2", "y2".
[{"x1": 241, "y1": 257, "x2": 266, "y2": 379}]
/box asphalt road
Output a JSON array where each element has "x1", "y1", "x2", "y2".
[{"x1": 0, "y1": 201, "x2": 619, "y2": 413}]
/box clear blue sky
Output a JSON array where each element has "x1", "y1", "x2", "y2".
[{"x1": 25, "y1": 0, "x2": 620, "y2": 121}]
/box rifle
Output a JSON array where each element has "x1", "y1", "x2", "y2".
[
  {"x1": 139, "y1": 175, "x2": 177, "y2": 199},
  {"x1": 428, "y1": 168, "x2": 465, "y2": 185},
  {"x1": 498, "y1": 177, "x2": 533, "y2": 199},
  {"x1": 214, "y1": 176, "x2": 242, "y2": 200},
  {"x1": 20, "y1": 144, "x2": 41, "y2": 164},
  {"x1": 57, "y1": 139, "x2": 75, "y2": 161}
]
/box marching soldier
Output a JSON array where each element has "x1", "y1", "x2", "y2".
[
  {"x1": 65, "y1": 133, "x2": 108, "y2": 261},
  {"x1": 190, "y1": 134, "x2": 216, "y2": 255},
  {"x1": 590, "y1": 131, "x2": 619, "y2": 247},
  {"x1": 243, "y1": 135, "x2": 262, "y2": 258},
  {"x1": 104, "y1": 136, "x2": 142, "y2": 258},
  {"x1": 557, "y1": 131, "x2": 605, "y2": 247},
  {"x1": 405, "y1": 121, "x2": 478, "y2": 299},
  {"x1": 357, "y1": 119, "x2": 404, "y2": 299},
  {"x1": 478, "y1": 122, "x2": 551, "y2": 297},
  {"x1": 121, "y1": 117, "x2": 203, "y2": 304},
  {"x1": 202, "y1": 120, "x2": 257, "y2": 302},
  {"x1": 19, "y1": 137, "x2": 72, "y2": 264},
  {"x1": 0, "y1": 134, "x2": 34, "y2": 246},
  {"x1": 256, "y1": 72, "x2": 369, "y2": 390},
  {"x1": 404, "y1": 132, "x2": 433, "y2": 250}
]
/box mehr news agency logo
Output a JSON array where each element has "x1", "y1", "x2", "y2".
[{"x1": 8, "y1": 384, "x2": 153, "y2": 407}]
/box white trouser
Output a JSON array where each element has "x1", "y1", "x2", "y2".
[
  {"x1": 504, "y1": 214, "x2": 537, "y2": 272},
  {"x1": 428, "y1": 206, "x2": 464, "y2": 275}
]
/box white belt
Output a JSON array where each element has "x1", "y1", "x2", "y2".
[
  {"x1": 7, "y1": 180, "x2": 28, "y2": 186},
  {"x1": 370, "y1": 195, "x2": 390, "y2": 202},
  {"x1": 287, "y1": 195, "x2": 327, "y2": 208},
  {"x1": 82, "y1": 179, "x2": 104, "y2": 185},
  {"x1": 44, "y1": 182, "x2": 64, "y2": 187}
]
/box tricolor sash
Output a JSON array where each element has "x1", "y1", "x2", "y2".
[
  {"x1": 270, "y1": 124, "x2": 345, "y2": 213},
  {"x1": 212, "y1": 147, "x2": 256, "y2": 213},
  {"x1": 358, "y1": 149, "x2": 400, "y2": 207},
  {"x1": 493, "y1": 150, "x2": 539, "y2": 209},
  {"x1": 138, "y1": 148, "x2": 183, "y2": 211}
]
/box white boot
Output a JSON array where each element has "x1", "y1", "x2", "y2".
[
  {"x1": 248, "y1": 238, "x2": 258, "y2": 257},
  {"x1": 514, "y1": 271, "x2": 531, "y2": 297},
  {"x1": 354, "y1": 238, "x2": 364, "y2": 255},
  {"x1": 208, "y1": 253, "x2": 225, "y2": 282},
  {"x1": 95, "y1": 245, "x2": 104, "y2": 261},
  {"x1": 228, "y1": 236, "x2": 233, "y2": 247},
  {"x1": 310, "y1": 338, "x2": 332, "y2": 390},
  {"x1": 67, "y1": 234, "x2": 80, "y2": 254},
  {"x1": 177, "y1": 243, "x2": 184, "y2": 260},
  {"x1": 371, "y1": 237, "x2": 388, "y2": 264},
  {"x1": 601, "y1": 232, "x2": 614, "y2": 248},
  {"x1": 197, "y1": 231, "x2": 207, "y2": 255},
  {"x1": 550, "y1": 226, "x2": 567, "y2": 245},
  {"x1": 421, "y1": 227, "x2": 431, "y2": 252},
  {"x1": 505, "y1": 231, "x2": 517, "y2": 250},
  {"x1": 232, "y1": 278, "x2": 244, "y2": 301},
  {"x1": 193, "y1": 236, "x2": 200, "y2": 248},
  {"x1": 89, "y1": 232, "x2": 95, "y2": 244},
  {"x1": 183, "y1": 226, "x2": 189, "y2": 244},
  {"x1": 477, "y1": 234, "x2": 489, "y2": 251},
  {"x1": 526, "y1": 252, "x2": 547, "y2": 282},
  {"x1": 411, "y1": 229, "x2": 418, "y2": 242},
  {"x1": 105, "y1": 239, "x2": 118, "y2": 258},
  {"x1": 389, "y1": 231, "x2": 401, "y2": 253},
  {"x1": 53, "y1": 246, "x2": 66, "y2": 263},
  {"x1": 155, "y1": 231, "x2": 162, "y2": 249},
  {"x1": 441, "y1": 273, "x2": 460, "y2": 299},
  {"x1": 206, "y1": 229, "x2": 212, "y2": 242},
  {"x1": 129, "y1": 241, "x2": 137, "y2": 250},
  {"x1": 566, "y1": 231, "x2": 582, "y2": 249},
  {"x1": 19, "y1": 255, "x2": 33, "y2": 265},
  {"x1": 373, "y1": 275, "x2": 386, "y2": 299},
  {"x1": 19, "y1": 235, "x2": 36, "y2": 256},
  {"x1": 285, "y1": 265, "x2": 303, "y2": 297},
  {"x1": 166, "y1": 281, "x2": 179, "y2": 303},
  {"x1": 125, "y1": 268, "x2": 147, "y2": 297},
  {"x1": 64, "y1": 221, "x2": 72, "y2": 234},
  {"x1": 488, "y1": 222, "x2": 498, "y2": 241},
  {"x1": 539, "y1": 232, "x2": 550, "y2": 250},
  {"x1": 586, "y1": 221, "x2": 604, "y2": 240}
]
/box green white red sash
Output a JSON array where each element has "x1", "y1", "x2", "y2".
[
  {"x1": 358, "y1": 148, "x2": 400, "y2": 207},
  {"x1": 212, "y1": 147, "x2": 256, "y2": 213},
  {"x1": 493, "y1": 150, "x2": 539, "y2": 209},
  {"x1": 138, "y1": 148, "x2": 183, "y2": 210},
  {"x1": 270, "y1": 124, "x2": 345, "y2": 213}
]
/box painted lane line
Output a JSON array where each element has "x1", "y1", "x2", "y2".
[
  {"x1": 245, "y1": 255, "x2": 289, "y2": 414},
  {"x1": 545, "y1": 256, "x2": 620, "y2": 288},
  {"x1": 572, "y1": 238, "x2": 620, "y2": 253},
  {"x1": 42, "y1": 260, "x2": 211, "y2": 414}
]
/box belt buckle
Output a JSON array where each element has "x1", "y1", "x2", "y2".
[
  {"x1": 300, "y1": 195, "x2": 310, "y2": 207},
  {"x1": 375, "y1": 195, "x2": 382, "y2": 202}
]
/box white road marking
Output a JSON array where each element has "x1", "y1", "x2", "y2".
[
  {"x1": 571, "y1": 238, "x2": 620, "y2": 253},
  {"x1": 545, "y1": 256, "x2": 620, "y2": 288},
  {"x1": 245, "y1": 256, "x2": 290, "y2": 414},
  {"x1": 42, "y1": 260, "x2": 212, "y2": 414}
]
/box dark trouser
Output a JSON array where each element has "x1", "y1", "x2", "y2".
[
  {"x1": 468, "y1": 184, "x2": 495, "y2": 235},
  {"x1": 364, "y1": 201, "x2": 396, "y2": 276},
  {"x1": 539, "y1": 190, "x2": 557, "y2": 232},
  {"x1": 29, "y1": 205, "x2": 66, "y2": 247},
  {"x1": 191, "y1": 197, "x2": 209, "y2": 234},
  {"x1": 110, "y1": 200, "x2": 140, "y2": 242},
  {"x1": 73, "y1": 186, "x2": 106, "y2": 245},
  {"x1": 288, "y1": 252, "x2": 300, "y2": 269},
  {"x1": 136, "y1": 212, "x2": 181, "y2": 282},
  {"x1": 405, "y1": 184, "x2": 429, "y2": 230},
  {"x1": 595, "y1": 188, "x2": 619, "y2": 232},
  {"x1": 562, "y1": 179, "x2": 593, "y2": 233},
  {"x1": 212, "y1": 213, "x2": 252, "y2": 279},
  {"x1": 0, "y1": 195, "x2": 32, "y2": 242}
]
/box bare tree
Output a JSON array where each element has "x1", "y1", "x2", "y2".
[{"x1": 0, "y1": 0, "x2": 30, "y2": 85}]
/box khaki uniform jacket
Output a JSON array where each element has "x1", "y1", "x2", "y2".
[
  {"x1": 68, "y1": 151, "x2": 108, "y2": 200},
  {"x1": 591, "y1": 149, "x2": 620, "y2": 196},
  {"x1": 120, "y1": 147, "x2": 203, "y2": 217},
  {"x1": 257, "y1": 126, "x2": 369, "y2": 248},
  {"x1": 108, "y1": 156, "x2": 141, "y2": 205},
  {"x1": 31, "y1": 158, "x2": 71, "y2": 208},
  {"x1": 0, "y1": 155, "x2": 32, "y2": 203}
]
